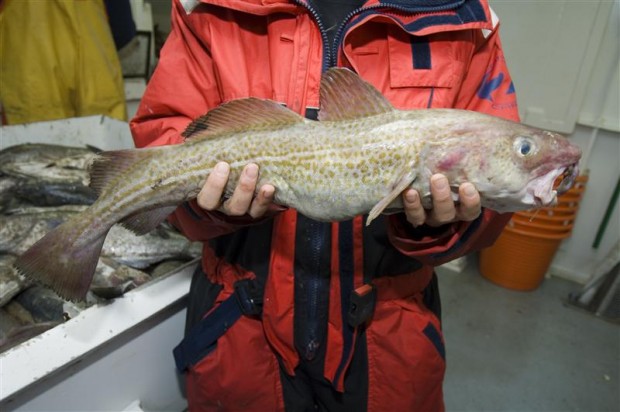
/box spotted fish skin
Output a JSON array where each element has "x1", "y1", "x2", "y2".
[{"x1": 14, "y1": 68, "x2": 581, "y2": 301}]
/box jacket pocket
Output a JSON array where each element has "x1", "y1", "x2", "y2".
[
  {"x1": 387, "y1": 26, "x2": 466, "y2": 89},
  {"x1": 186, "y1": 303, "x2": 284, "y2": 411},
  {"x1": 386, "y1": 26, "x2": 469, "y2": 110},
  {"x1": 365, "y1": 296, "x2": 446, "y2": 412}
]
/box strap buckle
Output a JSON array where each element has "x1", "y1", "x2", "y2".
[{"x1": 347, "y1": 284, "x2": 376, "y2": 327}]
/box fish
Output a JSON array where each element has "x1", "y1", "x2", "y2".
[
  {"x1": 3, "y1": 300, "x2": 36, "y2": 325},
  {"x1": 2, "y1": 160, "x2": 91, "y2": 186},
  {"x1": 10, "y1": 176, "x2": 97, "y2": 207},
  {"x1": 0, "y1": 144, "x2": 98, "y2": 210},
  {"x1": 0, "y1": 255, "x2": 32, "y2": 307},
  {"x1": 1, "y1": 206, "x2": 200, "y2": 263},
  {"x1": 0, "y1": 145, "x2": 97, "y2": 203},
  {"x1": 13, "y1": 285, "x2": 83, "y2": 323},
  {"x1": 0, "y1": 307, "x2": 24, "y2": 340},
  {"x1": 0, "y1": 177, "x2": 19, "y2": 212},
  {"x1": 0, "y1": 321, "x2": 61, "y2": 353},
  {"x1": 14, "y1": 68, "x2": 582, "y2": 301},
  {"x1": 149, "y1": 259, "x2": 191, "y2": 279},
  {"x1": 0, "y1": 143, "x2": 97, "y2": 169},
  {"x1": 0, "y1": 206, "x2": 88, "y2": 255},
  {"x1": 90, "y1": 257, "x2": 152, "y2": 299},
  {"x1": 100, "y1": 225, "x2": 201, "y2": 269},
  {"x1": 1, "y1": 298, "x2": 68, "y2": 351}
]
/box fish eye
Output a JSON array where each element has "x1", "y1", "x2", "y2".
[
  {"x1": 520, "y1": 142, "x2": 531, "y2": 155},
  {"x1": 514, "y1": 136, "x2": 536, "y2": 157}
]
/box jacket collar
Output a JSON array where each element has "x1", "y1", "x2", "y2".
[
  {"x1": 181, "y1": 0, "x2": 492, "y2": 36},
  {"x1": 182, "y1": 0, "x2": 478, "y2": 15}
]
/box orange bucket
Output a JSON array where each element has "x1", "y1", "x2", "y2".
[
  {"x1": 557, "y1": 192, "x2": 583, "y2": 204},
  {"x1": 527, "y1": 205, "x2": 579, "y2": 217},
  {"x1": 479, "y1": 173, "x2": 587, "y2": 291},
  {"x1": 505, "y1": 221, "x2": 573, "y2": 240},
  {"x1": 566, "y1": 174, "x2": 588, "y2": 191},
  {"x1": 479, "y1": 226, "x2": 563, "y2": 291},
  {"x1": 511, "y1": 213, "x2": 575, "y2": 230},
  {"x1": 557, "y1": 199, "x2": 581, "y2": 209}
]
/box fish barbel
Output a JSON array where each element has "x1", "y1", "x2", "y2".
[{"x1": 15, "y1": 68, "x2": 581, "y2": 301}]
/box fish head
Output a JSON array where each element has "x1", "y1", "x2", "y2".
[{"x1": 473, "y1": 122, "x2": 582, "y2": 212}]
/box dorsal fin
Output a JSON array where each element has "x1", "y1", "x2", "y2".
[
  {"x1": 182, "y1": 98, "x2": 304, "y2": 140},
  {"x1": 318, "y1": 68, "x2": 395, "y2": 122}
]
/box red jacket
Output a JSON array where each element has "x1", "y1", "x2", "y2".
[{"x1": 131, "y1": 0, "x2": 518, "y2": 410}]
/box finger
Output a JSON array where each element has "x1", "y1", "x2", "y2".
[
  {"x1": 197, "y1": 162, "x2": 230, "y2": 210},
  {"x1": 402, "y1": 189, "x2": 426, "y2": 227},
  {"x1": 457, "y1": 182, "x2": 481, "y2": 221},
  {"x1": 249, "y1": 184, "x2": 276, "y2": 219},
  {"x1": 429, "y1": 174, "x2": 456, "y2": 224},
  {"x1": 222, "y1": 163, "x2": 259, "y2": 216}
]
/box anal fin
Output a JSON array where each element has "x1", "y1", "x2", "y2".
[{"x1": 120, "y1": 206, "x2": 178, "y2": 235}]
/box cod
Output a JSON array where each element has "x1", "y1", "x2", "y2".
[{"x1": 15, "y1": 68, "x2": 581, "y2": 301}]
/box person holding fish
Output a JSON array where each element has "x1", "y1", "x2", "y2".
[{"x1": 129, "y1": 0, "x2": 521, "y2": 410}]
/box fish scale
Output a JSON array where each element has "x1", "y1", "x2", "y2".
[{"x1": 14, "y1": 68, "x2": 582, "y2": 301}]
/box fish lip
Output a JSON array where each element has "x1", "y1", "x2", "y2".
[
  {"x1": 530, "y1": 167, "x2": 565, "y2": 207},
  {"x1": 534, "y1": 191, "x2": 557, "y2": 208},
  {"x1": 534, "y1": 190, "x2": 558, "y2": 208},
  {"x1": 529, "y1": 162, "x2": 579, "y2": 208}
]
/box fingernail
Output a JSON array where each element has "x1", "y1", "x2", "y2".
[
  {"x1": 214, "y1": 162, "x2": 229, "y2": 175},
  {"x1": 262, "y1": 186, "x2": 274, "y2": 199},
  {"x1": 463, "y1": 184, "x2": 477, "y2": 197},
  {"x1": 405, "y1": 190, "x2": 418, "y2": 204},
  {"x1": 432, "y1": 175, "x2": 448, "y2": 191},
  {"x1": 244, "y1": 164, "x2": 258, "y2": 178}
]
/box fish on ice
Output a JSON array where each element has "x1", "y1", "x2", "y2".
[{"x1": 15, "y1": 68, "x2": 582, "y2": 301}]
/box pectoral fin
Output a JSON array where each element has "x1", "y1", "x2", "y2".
[{"x1": 367, "y1": 173, "x2": 416, "y2": 226}]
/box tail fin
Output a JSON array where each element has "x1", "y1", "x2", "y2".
[{"x1": 14, "y1": 222, "x2": 109, "y2": 301}]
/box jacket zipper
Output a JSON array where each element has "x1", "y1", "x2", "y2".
[
  {"x1": 295, "y1": 0, "x2": 464, "y2": 69},
  {"x1": 291, "y1": 0, "x2": 332, "y2": 363},
  {"x1": 293, "y1": 0, "x2": 332, "y2": 72},
  {"x1": 291, "y1": 0, "x2": 464, "y2": 364},
  {"x1": 300, "y1": 218, "x2": 330, "y2": 361},
  {"x1": 330, "y1": 0, "x2": 466, "y2": 64}
]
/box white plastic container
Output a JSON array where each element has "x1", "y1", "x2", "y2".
[
  {"x1": 0, "y1": 115, "x2": 136, "y2": 151},
  {"x1": 0, "y1": 116, "x2": 191, "y2": 411},
  {"x1": 0, "y1": 262, "x2": 194, "y2": 411}
]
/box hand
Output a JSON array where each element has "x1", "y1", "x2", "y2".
[
  {"x1": 402, "y1": 174, "x2": 481, "y2": 227},
  {"x1": 196, "y1": 162, "x2": 277, "y2": 219}
]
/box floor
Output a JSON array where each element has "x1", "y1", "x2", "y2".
[{"x1": 438, "y1": 257, "x2": 619, "y2": 412}]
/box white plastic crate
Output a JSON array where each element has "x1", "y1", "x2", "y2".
[{"x1": 0, "y1": 116, "x2": 190, "y2": 411}]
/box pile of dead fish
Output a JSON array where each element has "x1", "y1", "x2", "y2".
[{"x1": 0, "y1": 143, "x2": 201, "y2": 352}]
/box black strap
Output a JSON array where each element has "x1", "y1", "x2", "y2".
[{"x1": 173, "y1": 279, "x2": 262, "y2": 372}]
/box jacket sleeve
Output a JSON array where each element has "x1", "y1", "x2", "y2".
[
  {"x1": 129, "y1": 0, "x2": 265, "y2": 241},
  {"x1": 388, "y1": 17, "x2": 518, "y2": 266}
]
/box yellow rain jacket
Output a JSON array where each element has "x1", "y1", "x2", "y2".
[{"x1": 0, "y1": 0, "x2": 127, "y2": 124}]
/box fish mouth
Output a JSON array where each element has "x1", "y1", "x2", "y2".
[
  {"x1": 531, "y1": 163, "x2": 579, "y2": 207},
  {"x1": 555, "y1": 163, "x2": 579, "y2": 195}
]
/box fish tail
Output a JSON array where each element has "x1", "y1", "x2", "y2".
[{"x1": 14, "y1": 221, "x2": 110, "y2": 301}]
